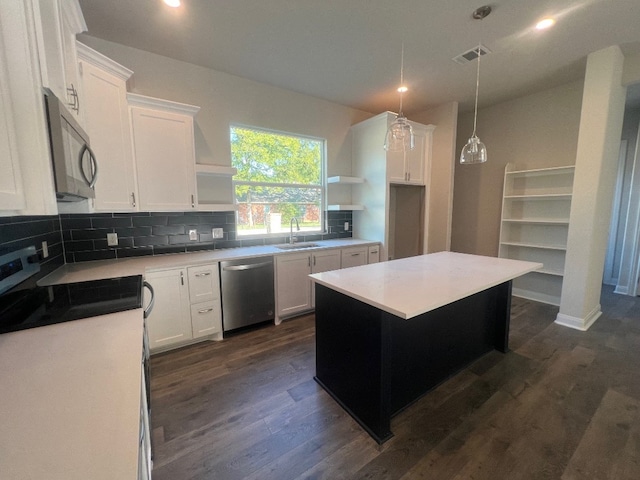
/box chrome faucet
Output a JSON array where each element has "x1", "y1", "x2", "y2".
[{"x1": 290, "y1": 217, "x2": 300, "y2": 244}]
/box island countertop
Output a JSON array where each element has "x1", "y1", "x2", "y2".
[{"x1": 309, "y1": 251, "x2": 542, "y2": 319}]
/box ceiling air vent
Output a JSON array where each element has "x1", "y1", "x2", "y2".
[{"x1": 452, "y1": 44, "x2": 491, "y2": 65}]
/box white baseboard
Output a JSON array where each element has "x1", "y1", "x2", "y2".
[
  {"x1": 555, "y1": 304, "x2": 602, "y2": 331},
  {"x1": 614, "y1": 285, "x2": 629, "y2": 295}
]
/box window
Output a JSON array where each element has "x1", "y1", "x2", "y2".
[{"x1": 230, "y1": 125, "x2": 325, "y2": 237}]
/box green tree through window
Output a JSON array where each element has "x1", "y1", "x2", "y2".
[{"x1": 230, "y1": 126, "x2": 325, "y2": 236}]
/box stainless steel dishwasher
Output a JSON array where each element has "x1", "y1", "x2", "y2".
[{"x1": 220, "y1": 256, "x2": 275, "y2": 333}]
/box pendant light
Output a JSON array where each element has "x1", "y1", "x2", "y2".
[
  {"x1": 384, "y1": 43, "x2": 415, "y2": 152},
  {"x1": 460, "y1": 5, "x2": 491, "y2": 164}
]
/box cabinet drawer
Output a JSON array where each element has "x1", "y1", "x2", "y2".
[
  {"x1": 368, "y1": 245, "x2": 380, "y2": 263},
  {"x1": 191, "y1": 301, "x2": 222, "y2": 338},
  {"x1": 188, "y1": 264, "x2": 220, "y2": 303},
  {"x1": 341, "y1": 247, "x2": 368, "y2": 268}
]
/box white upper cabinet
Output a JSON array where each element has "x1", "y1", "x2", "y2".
[
  {"x1": 0, "y1": 35, "x2": 25, "y2": 211},
  {"x1": 77, "y1": 43, "x2": 138, "y2": 212},
  {"x1": 387, "y1": 120, "x2": 433, "y2": 185},
  {"x1": 128, "y1": 94, "x2": 199, "y2": 212},
  {"x1": 33, "y1": 0, "x2": 87, "y2": 128}
]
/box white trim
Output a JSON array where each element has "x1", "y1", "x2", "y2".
[
  {"x1": 77, "y1": 42, "x2": 133, "y2": 81},
  {"x1": 603, "y1": 140, "x2": 627, "y2": 285},
  {"x1": 127, "y1": 93, "x2": 200, "y2": 116},
  {"x1": 554, "y1": 304, "x2": 602, "y2": 331}
]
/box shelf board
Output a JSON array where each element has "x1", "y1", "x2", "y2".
[
  {"x1": 506, "y1": 165, "x2": 575, "y2": 177},
  {"x1": 327, "y1": 176, "x2": 364, "y2": 184},
  {"x1": 196, "y1": 203, "x2": 237, "y2": 212},
  {"x1": 512, "y1": 288, "x2": 561, "y2": 306},
  {"x1": 502, "y1": 218, "x2": 569, "y2": 225},
  {"x1": 195, "y1": 164, "x2": 237, "y2": 176},
  {"x1": 500, "y1": 241, "x2": 567, "y2": 251},
  {"x1": 504, "y1": 194, "x2": 572, "y2": 200},
  {"x1": 327, "y1": 204, "x2": 364, "y2": 211}
]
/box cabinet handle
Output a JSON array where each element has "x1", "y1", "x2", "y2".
[
  {"x1": 191, "y1": 194, "x2": 195, "y2": 208},
  {"x1": 198, "y1": 308, "x2": 214, "y2": 314},
  {"x1": 308, "y1": 257, "x2": 311, "y2": 267},
  {"x1": 131, "y1": 192, "x2": 136, "y2": 208},
  {"x1": 351, "y1": 253, "x2": 360, "y2": 256},
  {"x1": 195, "y1": 272, "x2": 211, "y2": 277},
  {"x1": 67, "y1": 83, "x2": 79, "y2": 112},
  {"x1": 313, "y1": 256, "x2": 316, "y2": 266},
  {"x1": 180, "y1": 271, "x2": 184, "y2": 285},
  {"x1": 370, "y1": 250, "x2": 378, "y2": 254}
]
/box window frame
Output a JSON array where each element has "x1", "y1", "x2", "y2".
[{"x1": 230, "y1": 124, "x2": 327, "y2": 239}]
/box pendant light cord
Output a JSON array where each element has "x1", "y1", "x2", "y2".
[
  {"x1": 398, "y1": 42, "x2": 405, "y2": 116},
  {"x1": 471, "y1": 43, "x2": 481, "y2": 137}
]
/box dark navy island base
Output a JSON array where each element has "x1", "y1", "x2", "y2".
[{"x1": 313, "y1": 281, "x2": 512, "y2": 443}]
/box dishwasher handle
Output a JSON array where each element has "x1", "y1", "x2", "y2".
[
  {"x1": 222, "y1": 261, "x2": 272, "y2": 272},
  {"x1": 143, "y1": 281, "x2": 155, "y2": 319}
]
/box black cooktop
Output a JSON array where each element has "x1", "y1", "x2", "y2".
[{"x1": 0, "y1": 275, "x2": 143, "y2": 335}]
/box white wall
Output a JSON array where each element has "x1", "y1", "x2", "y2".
[
  {"x1": 451, "y1": 80, "x2": 584, "y2": 256},
  {"x1": 78, "y1": 35, "x2": 372, "y2": 208}
]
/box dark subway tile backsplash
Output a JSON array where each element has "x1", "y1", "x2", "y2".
[
  {"x1": 35, "y1": 210, "x2": 353, "y2": 263},
  {"x1": 0, "y1": 215, "x2": 64, "y2": 286}
]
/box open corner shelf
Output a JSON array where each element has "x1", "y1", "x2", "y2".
[{"x1": 499, "y1": 163, "x2": 574, "y2": 306}]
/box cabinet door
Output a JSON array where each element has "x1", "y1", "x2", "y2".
[
  {"x1": 368, "y1": 245, "x2": 380, "y2": 264},
  {"x1": 387, "y1": 149, "x2": 407, "y2": 184},
  {"x1": 187, "y1": 263, "x2": 220, "y2": 304},
  {"x1": 276, "y1": 253, "x2": 312, "y2": 317},
  {"x1": 341, "y1": 247, "x2": 368, "y2": 268},
  {"x1": 33, "y1": 0, "x2": 86, "y2": 126},
  {"x1": 145, "y1": 268, "x2": 192, "y2": 351},
  {"x1": 311, "y1": 249, "x2": 341, "y2": 308},
  {"x1": 80, "y1": 57, "x2": 137, "y2": 211},
  {"x1": 405, "y1": 124, "x2": 427, "y2": 185},
  {"x1": 190, "y1": 301, "x2": 222, "y2": 338},
  {"x1": 130, "y1": 106, "x2": 197, "y2": 211},
  {"x1": 0, "y1": 42, "x2": 25, "y2": 211}
]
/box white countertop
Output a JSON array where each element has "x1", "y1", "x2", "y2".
[
  {"x1": 0, "y1": 309, "x2": 144, "y2": 480},
  {"x1": 309, "y1": 252, "x2": 542, "y2": 319},
  {"x1": 39, "y1": 238, "x2": 378, "y2": 285}
]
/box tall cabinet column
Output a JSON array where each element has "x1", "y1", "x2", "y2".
[{"x1": 556, "y1": 46, "x2": 627, "y2": 330}]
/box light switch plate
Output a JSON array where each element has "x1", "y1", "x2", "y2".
[
  {"x1": 189, "y1": 229, "x2": 198, "y2": 241},
  {"x1": 41, "y1": 241, "x2": 49, "y2": 258},
  {"x1": 212, "y1": 228, "x2": 224, "y2": 239},
  {"x1": 344, "y1": 221, "x2": 349, "y2": 231},
  {"x1": 107, "y1": 233, "x2": 118, "y2": 246}
]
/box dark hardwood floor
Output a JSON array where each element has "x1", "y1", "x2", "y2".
[{"x1": 149, "y1": 287, "x2": 640, "y2": 479}]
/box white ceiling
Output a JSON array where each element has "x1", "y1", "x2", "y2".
[{"x1": 77, "y1": 0, "x2": 640, "y2": 114}]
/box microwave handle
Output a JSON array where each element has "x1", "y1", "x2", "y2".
[{"x1": 79, "y1": 144, "x2": 98, "y2": 188}]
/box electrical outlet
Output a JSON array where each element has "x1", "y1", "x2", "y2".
[
  {"x1": 344, "y1": 221, "x2": 349, "y2": 231},
  {"x1": 41, "y1": 241, "x2": 49, "y2": 258},
  {"x1": 189, "y1": 229, "x2": 198, "y2": 241},
  {"x1": 107, "y1": 233, "x2": 118, "y2": 246},
  {"x1": 212, "y1": 228, "x2": 224, "y2": 239}
]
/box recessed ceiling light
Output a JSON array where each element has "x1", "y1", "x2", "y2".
[
  {"x1": 536, "y1": 18, "x2": 556, "y2": 30},
  {"x1": 397, "y1": 86, "x2": 408, "y2": 93},
  {"x1": 163, "y1": 0, "x2": 181, "y2": 7}
]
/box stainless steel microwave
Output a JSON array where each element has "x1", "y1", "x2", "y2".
[{"x1": 43, "y1": 88, "x2": 98, "y2": 202}]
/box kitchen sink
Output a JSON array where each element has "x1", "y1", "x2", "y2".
[{"x1": 275, "y1": 242, "x2": 319, "y2": 250}]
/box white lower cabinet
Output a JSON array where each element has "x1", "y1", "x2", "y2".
[
  {"x1": 368, "y1": 245, "x2": 380, "y2": 263},
  {"x1": 138, "y1": 368, "x2": 151, "y2": 480},
  {"x1": 341, "y1": 246, "x2": 368, "y2": 268},
  {"x1": 276, "y1": 245, "x2": 379, "y2": 318},
  {"x1": 275, "y1": 252, "x2": 312, "y2": 318},
  {"x1": 145, "y1": 263, "x2": 222, "y2": 353},
  {"x1": 145, "y1": 268, "x2": 191, "y2": 351},
  {"x1": 310, "y1": 249, "x2": 341, "y2": 308}
]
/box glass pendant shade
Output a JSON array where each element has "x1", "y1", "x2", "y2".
[
  {"x1": 384, "y1": 114, "x2": 414, "y2": 152},
  {"x1": 460, "y1": 135, "x2": 487, "y2": 164}
]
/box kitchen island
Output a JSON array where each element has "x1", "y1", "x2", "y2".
[{"x1": 310, "y1": 252, "x2": 541, "y2": 443}]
